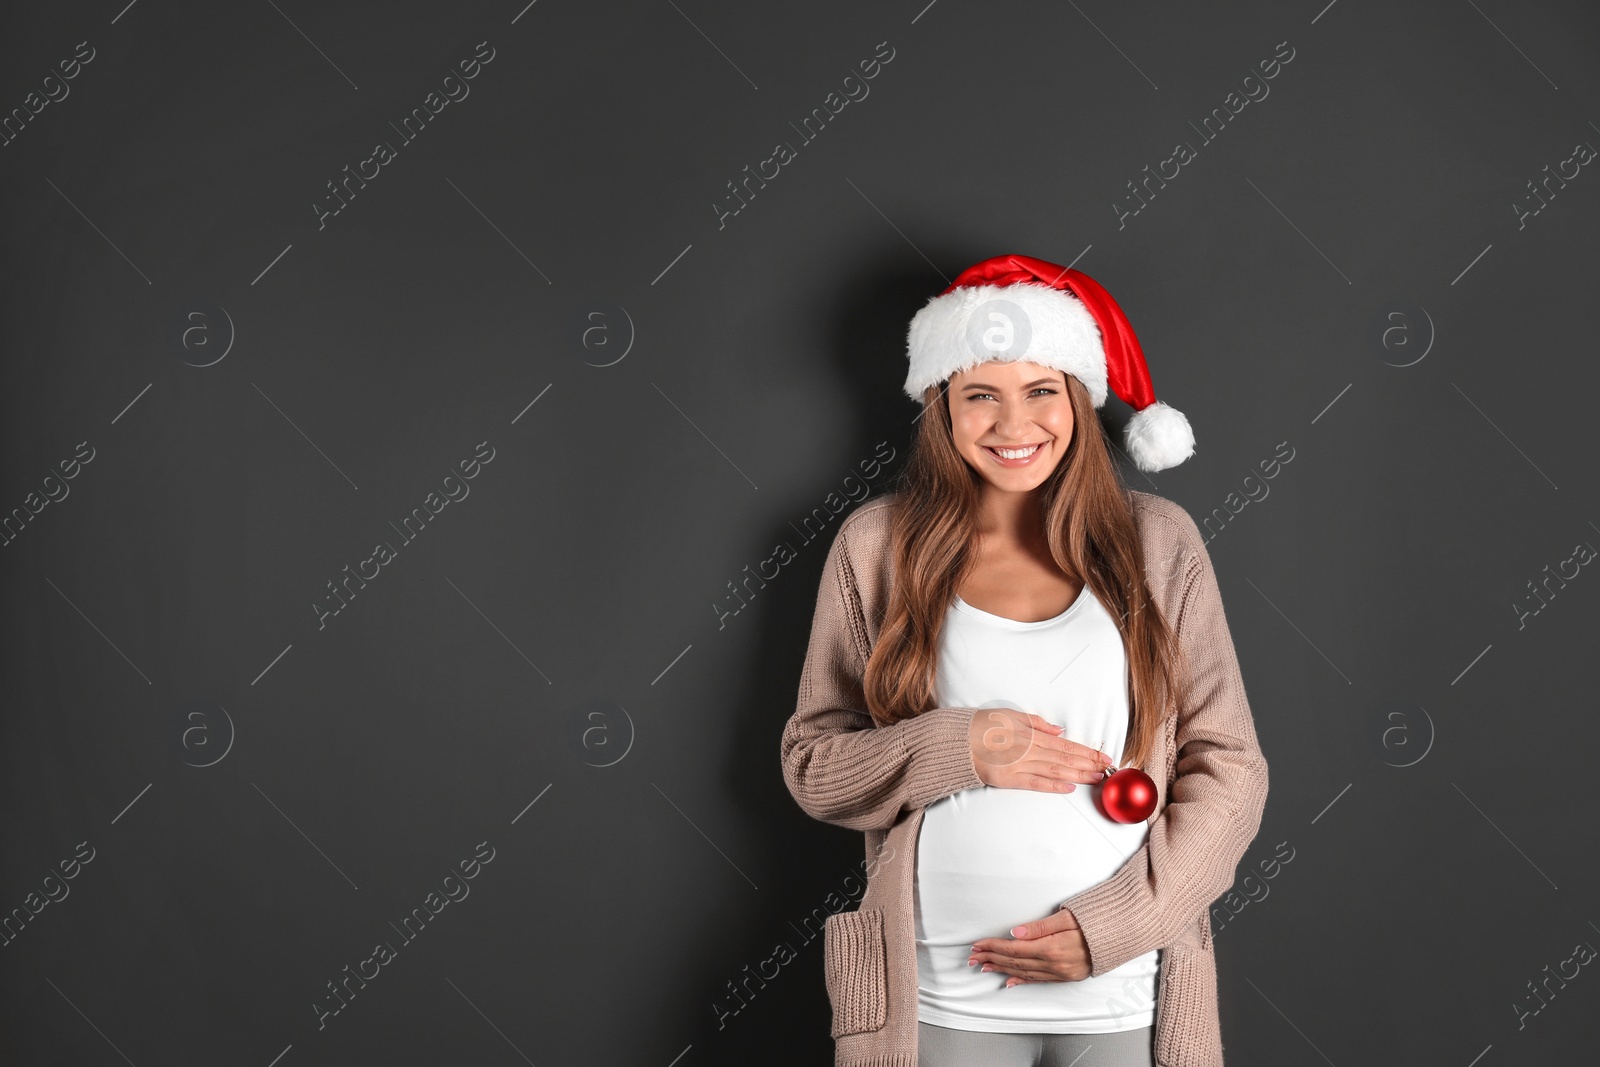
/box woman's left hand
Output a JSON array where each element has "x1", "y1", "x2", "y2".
[{"x1": 968, "y1": 908, "x2": 1092, "y2": 986}]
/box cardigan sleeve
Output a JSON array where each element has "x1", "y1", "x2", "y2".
[
  {"x1": 1056, "y1": 518, "x2": 1270, "y2": 975},
  {"x1": 779, "y1": 521, "x2": 986, "y2": 833}
]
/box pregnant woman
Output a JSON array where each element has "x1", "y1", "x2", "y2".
[{"x1": 780, "y1": 254, "x2": 1269, "y2": 1067}]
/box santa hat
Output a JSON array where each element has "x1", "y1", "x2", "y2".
[{"x1": 904, "y1": 253, "x2": 1195, "y2": 472}]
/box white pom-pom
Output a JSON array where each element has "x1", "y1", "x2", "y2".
[{"x1": 1124, "y1": 400, "x2": 1195, "y2": 472}]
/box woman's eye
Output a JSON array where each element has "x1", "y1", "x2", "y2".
[{"x1": 968, "y1": 388, "x2": 1057, "y2": 401}]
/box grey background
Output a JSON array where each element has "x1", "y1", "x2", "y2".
[{"x1": 2, "y1": 0, "x2": 1597, "y2": 1063}]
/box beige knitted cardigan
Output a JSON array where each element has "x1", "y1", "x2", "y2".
[{"x1": 779, "y1": 489, "x2": 1269, "y2": 1067}]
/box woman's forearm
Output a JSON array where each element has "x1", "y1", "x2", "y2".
[
  {"x1": 1056, "y1": 531, "x2": 1270, "y2": 974},
  {"x1": 780, "y1": 527, "x2": 985, "y2": 831}
]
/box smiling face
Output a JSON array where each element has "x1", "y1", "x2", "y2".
[{"x1": 947, "y1": 360, "x2": 1074, "y2": 491}]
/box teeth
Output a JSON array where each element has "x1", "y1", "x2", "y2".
[{"x1": 989, "y1": 443, "x2": 1042, "y2": 459}]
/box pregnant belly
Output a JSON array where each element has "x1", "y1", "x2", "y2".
[{"x1": 915, "y1": 784, "x2": 1147, "y2": 943}]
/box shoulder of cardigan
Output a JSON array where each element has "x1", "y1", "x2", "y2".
[
  {"x1": 832, "y1": 488, "x2": 1211, "y2": 712},
  {"x1": 833, "y1": 487, "x2": 1208, "y2": 578}
]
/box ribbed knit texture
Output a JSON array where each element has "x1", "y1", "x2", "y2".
[
  {"x1": 780, "y1": 490, "x2": 1269, "y2": 1067},
  {"x1": 824, "y1": 906, "x2": 889, "y2": 1037}
]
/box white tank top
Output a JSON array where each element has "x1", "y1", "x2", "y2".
[{"x1": 914, "y1": 584, "x2": 1160, "y2": 1033}]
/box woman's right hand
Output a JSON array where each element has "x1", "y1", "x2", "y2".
[{"x1": 968, "y1": 708, "x2": 1114, "y2": 792}]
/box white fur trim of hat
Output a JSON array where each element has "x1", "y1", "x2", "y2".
[{"x1": 904, "y1": 253, "x2": 1195, "y2": 472}]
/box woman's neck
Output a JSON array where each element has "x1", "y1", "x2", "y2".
[{"x1": 974, "y1": 486, "x2": 1046, "y2": 544}]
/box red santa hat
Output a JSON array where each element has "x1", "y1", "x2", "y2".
[{"x1": 904, "y1": 253, "x2": 1195, "y2": 473}]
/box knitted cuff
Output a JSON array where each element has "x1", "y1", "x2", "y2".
[{"x1": 895, "y1": 706, "x2": 984, "y2": 809}]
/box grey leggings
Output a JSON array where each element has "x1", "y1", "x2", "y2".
[{"x1": 918, "y1": 1020, "x2": 1155, "y2": 1067}]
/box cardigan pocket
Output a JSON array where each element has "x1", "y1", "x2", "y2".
[
  {"x1": 822, "y1": 906, "x2": 889, "y2": 1038},
  {"x1": 1155, "y1": 943, "x2": 1224, "y2": 1067}
]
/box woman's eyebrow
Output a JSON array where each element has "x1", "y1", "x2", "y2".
[{"x1": 960, "y1": 377, "x2": 1061, "y2": 390}]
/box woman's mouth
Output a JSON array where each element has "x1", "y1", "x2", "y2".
[{"x1": 981, "y1": 441, "x2": 1049, "y2": 467}]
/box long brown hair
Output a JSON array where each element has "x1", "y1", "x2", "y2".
[{"x1": 863, "y1": 372, "x2": 1182, "y2": 771}]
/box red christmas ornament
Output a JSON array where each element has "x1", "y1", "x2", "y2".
[{"x1": 1096, "y1": 766, "x2": 1158, "y2": 823}]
